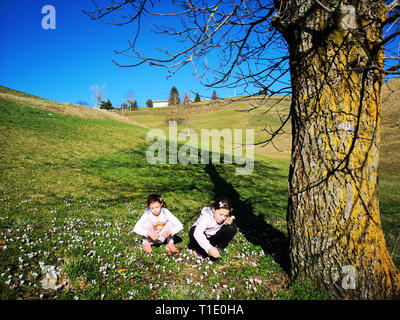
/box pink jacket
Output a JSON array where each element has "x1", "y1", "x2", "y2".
[
  {"x1": 192, "y1": 207, "x2": 224, "y2": 253},
  {"x1": 133, "y1": 207, "x2": 183, "y2": 237}
]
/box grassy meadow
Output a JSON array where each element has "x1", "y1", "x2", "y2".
[
  {"x1": 0, "y1": 81, "x2": 399, "y2": 300},
  {"x1": 379, "y1": 78, "x2": 400, "y2": 266},
  {"x1": 123, "y1": 95, "x2": 292, "y2": 162}
]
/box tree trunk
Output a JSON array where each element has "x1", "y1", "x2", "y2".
[{"x1": 274, "y1": 0, "x2": 400, "y2": 299}]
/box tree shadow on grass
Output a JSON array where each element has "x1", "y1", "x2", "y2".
[
  {"x1": 53, "y1": 144, "x2": 290, "y2": 273},
  {"x1": 204, "y1": 163, "x2": 290, "y2": 274}
]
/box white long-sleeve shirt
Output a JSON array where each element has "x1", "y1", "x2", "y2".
[
  {"x1": 192, "y1": 207, "x2": 224, "y2": 253},
  {"x1": 133, "y1": 207, "x2": 183, "y2": 238}
]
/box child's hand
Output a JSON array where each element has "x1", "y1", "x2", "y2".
[
  {"x1": 147, "y1": 231, "x2": 159, "y2": 241},
  {"x1": 208, "y1": 247, "x2": 221, "y2": 259},
  {"x1": 161, "y1": 230, "x2": 172, "y2": 238},
  {"x1": 225, "y1": 217, "x2": 234, "y2": 225}
]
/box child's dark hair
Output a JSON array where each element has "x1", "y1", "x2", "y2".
[
  {"x1": 147, "y1": 194, "x2": 167, "y2": 208},
  {"x1": 210, "y1": 198, "x2": 233, "y2": 213}
]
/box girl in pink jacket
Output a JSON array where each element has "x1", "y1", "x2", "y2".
[
  {"x1": 188, "y1": 198, "x2": 237, "y2": 259},
  {"x1": 133, "y1": 194, "x2": 183, "y2": 254}
]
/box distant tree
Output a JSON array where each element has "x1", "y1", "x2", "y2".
[
  {"x1": 121, "y1": 102, "x2": 128, "y2": 117},
  {"x1": 126, "y1": 99, "x2": 137, "y2": 110},
  {"x1": 183, "y1": 92, "x2": 191, "y2": 105},
  {"x1": 168, "y1": 86, "x2": 181, "y2": 122},
  {"x1": 125, "y1": 90, "x2": 136, "y2": 110},
  {"x1": 100, "y1": 99, "x2": 113, "y2": 110},
  {"x1": 194, "y1": 93, "x2": 201, "y2": 103},
  {"x1": 211, "y1": 90, "x2": 218, "y2": 100},
  {"x1": 183, "y1": 92, "x2": 193, "y2": 134},
  {"x1": 146, "y1": 99, "x2": 153, "y2": 108},
  {"x1": 76, "y1": 100, "x2": 89, "y2": 106},
  {"x1": 257, "y1": 88, "x2": 268, "y2": 96},
  {"x1": 90, "y1": 84, "x2": 105, "y2": 109},
  {"x1": 168, "y1": 86, "x2": 180, "y2": 105}
]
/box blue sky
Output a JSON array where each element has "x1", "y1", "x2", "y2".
[
  {"x1": 0, "y1": 0, "x2": 237, "y2": 108},
  {"x1": 1, "y1": 1, "x2": 398, "y2": 108}
]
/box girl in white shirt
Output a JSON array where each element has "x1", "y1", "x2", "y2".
[
  {"x1": 188, "y1": 198, "x2": 237, "y2": 259},
  {"x1": 133, "y1": 194, "x2": 183, "y2": 254}
]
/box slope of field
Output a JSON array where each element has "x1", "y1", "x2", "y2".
[
  {"x1": 124, "y1": 96, "x2": 292, "y2": 161},
  {"x1": 0, "y1": 79, "x2": 398, "y2": 300},
  {"x1": 0, "y1": 85, "x2": 147, "y2": 128},
  {"x1": 124, "y1": 81, "x2": 400, "y2": 267},
  {"x1": 0, "y1": 88, "x2": 303, "y2": 300},
  {"x1": 379, "y1": 77, "x2": 400, "y2": 252}
]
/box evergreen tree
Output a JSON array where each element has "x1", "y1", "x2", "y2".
[
  {"x1": 146, "y1": 99, "x2": 153, "y2": 108},
  {"x1": 128, "y1": 99, "x2": 138, "y2": 110},
  {"x1": 168, "y1": 86, "x2": 180, "y2": 106},
  {"x1": 100, "y1": 99, "x2": 113, "y2": 110},
  {"x1": 194, "y1": 93, "x2": 201, "y2": 103},
  {"x1": 183, "y1": 92, "x2": 190, "y2": 105}
]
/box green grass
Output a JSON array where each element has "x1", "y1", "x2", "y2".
[
  {"x1": 124, "y1": 96, "x2": 292, "y2": 161},
  {"x1": 0, "y1": 84, "x2": 398, "y2": 300},
  {"x1": 379, "y1": 78, "x2": 400, "y2": 269},
  {"x1": 0, "y1": 94, "x2": 304, "y2": 300}
]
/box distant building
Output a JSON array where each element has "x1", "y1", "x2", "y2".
[{"x1": 152, "y1": 100, "x2": 169, "y2": 108}]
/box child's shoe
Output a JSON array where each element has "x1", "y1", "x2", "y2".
[
  {"x1": 166, "y1": 242, "x2": 179, "y2": 254},
  {"x1": 143, "y1": 242, "x2": 152, "y2": 253}
]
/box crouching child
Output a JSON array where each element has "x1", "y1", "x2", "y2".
[
  {"x1": 133, "y1": 194, "x2": 183, "y2": 254},
  {"x1": 189, "y1": 198, "x2": 237, "y2": 259}
]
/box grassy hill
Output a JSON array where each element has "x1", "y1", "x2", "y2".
[
  {"x1": 123, "y1": 96, "x2": 292, "y2": 162},
  {"x1": 378, "y1": 77, "x2": 400, "y2": 255},
  {"x1": 0, "y1": 81, "x2": 398, "y2": 300},
  {"x1": 0, "y1": 86, "x2": 295, "y2": 300},
  {"x1": 123, "y1": 82, "x2": 400, "y2": 260},
  {"x1": 0, "y1": 85, "x2": 147, "y2": 128}
]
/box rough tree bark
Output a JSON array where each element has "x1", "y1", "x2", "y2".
[{"x1": 274, "y1": 0, "x2": 400, "y2": 299}]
